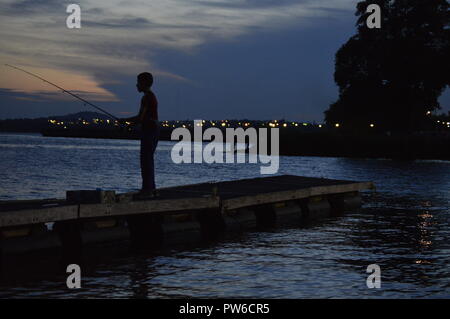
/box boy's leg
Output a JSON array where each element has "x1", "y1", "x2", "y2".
[
  {"x1": 140, "y1": 130, "x2": 159, "y2": 191},
  {"x1": 140, "y1": 135, "x2": 152, "y2": 191},
  {"x1": 149, "y1": 131, "x2": 159, "y2": 190}
]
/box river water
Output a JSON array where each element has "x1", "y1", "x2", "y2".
[{"x1": 0, "y1": 133, "x2": 449, "y2": 298}]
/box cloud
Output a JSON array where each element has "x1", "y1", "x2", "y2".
[
  {"x1": 0, "y1": 0, "x2": 355, "y2": 102},
  {"x1": 193, "y1": 0, "x2": 305, "y2": 10},
  {"x1": 0, "y1": 65, "x2": 119, "y2": 102}
]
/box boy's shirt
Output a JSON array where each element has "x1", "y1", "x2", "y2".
[{"x1": 141, "y1": 91, "x2": 158, "y2": 131}]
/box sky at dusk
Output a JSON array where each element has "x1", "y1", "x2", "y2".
[{"x1": 0, "y1": 0, "x2": 448, "y2": 121}]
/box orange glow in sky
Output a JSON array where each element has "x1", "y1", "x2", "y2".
[{"x1": 0, "y1": 65, "x2": 118, "y2": 102}]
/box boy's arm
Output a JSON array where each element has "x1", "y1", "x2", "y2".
[
  {"x1": 120, "y1": 97, "x2": 147, "y2": 124},
  {"x1": 120, "y1": 115, "x2": 139, "y2": 124}
]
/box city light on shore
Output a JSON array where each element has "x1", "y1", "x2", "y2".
[
  {"x1": 46, "y1": 117, "x2": 331, "y2": 130},
  {"x1": 44, "y1": 115, "x2": 450, "y2": 132}
]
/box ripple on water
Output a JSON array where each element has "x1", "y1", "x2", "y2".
[{"x1": 0, "y1": 133, "x2": 449, "y2": 298}]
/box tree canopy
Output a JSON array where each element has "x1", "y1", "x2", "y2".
[{"x1": 325, "y1": 0, "x2": 449, "y2": 132}]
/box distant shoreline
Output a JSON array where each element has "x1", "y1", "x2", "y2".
[
  {"x1": 1, "y1": 108, "x2": 449, "y2": 161},
  {"x1": 2, "y1": 127, "x2": 447, "y2": 161},
  {"x1": 1, "y1": 129, "x2": 449, "y2": 161}
]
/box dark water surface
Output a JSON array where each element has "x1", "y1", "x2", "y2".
[{"x1": 0, "y1": 133, "x2": 449, "y2": 298}]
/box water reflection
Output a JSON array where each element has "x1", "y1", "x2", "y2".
[
  {"x1": 0, "y1": 133, "x2": 449, "y2": 298},
  {"x1": 337, "y1": 207, "x2": 450, "y2": 292}
]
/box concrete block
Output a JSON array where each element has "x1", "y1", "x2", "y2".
[
  {"x1": 0, "y1": 224, "x2": 61, "y2": 255},
  {"x1": 223, "y1": 208, "x2": 257, "y2": 232},
  {"x1": 162, "y1": 219, "x2": 202, "y2": 246},
  {"x1": 300, "y1": 196, "x2": 331, "y2": 220},
  {"x1": 328, "y1": 192, "x2": 362, "y2": 215},
  {"x1": 273, "y1": 202, "x2": 303, "y2": 226}
]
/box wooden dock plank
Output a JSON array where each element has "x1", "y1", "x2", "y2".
[
  {"x1": 79, "y1": 196, "x2": 220, "y2": 218},
  {"x1": 309, "y1": 182, "x2": 374, "y2": 196},
  {"x1": 0, "y1": 205, "x2": 78, "y2": 227},
  {"x1": 222, "y1": 188, "x2": 311, "y2": 211},
  {"x1": 159, "y1": 175, "x2": 374, "y2": 199},
  {"x1": 222, "y1": 181, "x2": 374, "y2": 211},
  {"x1": 0, "y1": 175, "x2": 374, "y2": 227},
  {"x1": 0, "y1": 199, "x2": 64, "y2": 212}
]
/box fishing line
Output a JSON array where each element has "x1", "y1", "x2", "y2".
[{"x1": 5, "y1": 64, "x2": 120, "y2": 122}]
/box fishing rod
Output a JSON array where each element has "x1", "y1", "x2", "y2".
[{"x1": 4, "y1": 64, "x2": 121, "y2": 122}]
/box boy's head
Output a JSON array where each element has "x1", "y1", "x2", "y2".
[{"x1": 136, "y1": 72, "x2": 153, "y2": 92}]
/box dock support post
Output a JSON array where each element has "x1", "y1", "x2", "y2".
[
  {"x1": 161, "y1": 213, "x2": 202, "y2": 247},
  {"x1": 270, "y1": 202, "x2": 303, "y2": 226},
  {"x1": 299, "y1": 196, "x2": 331, "y2": 221},
  {"x1": 127, "y1": 212, "x2": 204, "y2": 249},
  {"x1": 253, "y1": 205, "x2": 276, "y2": 228},
  {"x1": 126, "y1": 214, "x2": 163, "y2": 250},
  {"x1": 196, "y1": 208, "x2": 225, "y2": 241},
  {"x1": 328, "y1": 192, "x2": 362, "y2": 216},
  {"x1": 223, "y1": 208, "x2": 258, "y2": 232},
  {"x1": 54, "y1": 220, "x2": 82, "y2": 266},
  {"x1": 0, "y1": 224, "x2": 60, "y2": 255}
]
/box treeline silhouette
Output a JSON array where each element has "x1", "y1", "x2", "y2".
[{"x1": 325, "y1": 0, "x2": 449, "y2": 133}]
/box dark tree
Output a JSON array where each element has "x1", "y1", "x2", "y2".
[{"x1": 325, "y1": 0, "x2": 449, "y2": 132}]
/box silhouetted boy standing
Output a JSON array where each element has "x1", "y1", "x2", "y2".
[{"x1": 121, "y1": 72, "x2": 159, "y2": 195}]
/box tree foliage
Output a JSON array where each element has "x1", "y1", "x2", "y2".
[{"x1": 325, "y1": 0, "x2": 449, "y2": 132}]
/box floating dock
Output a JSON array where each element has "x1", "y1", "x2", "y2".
[{"x1": 0, "y1": 175, "x2": 374, "y2": 264}]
